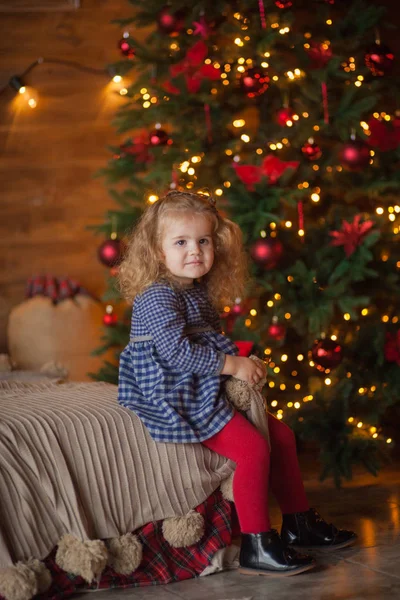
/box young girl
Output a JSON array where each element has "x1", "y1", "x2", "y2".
[{"x1": 118, "y1": 190, "x2": 356, "y2": 577}]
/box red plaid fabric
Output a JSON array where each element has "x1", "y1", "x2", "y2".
[
  {"x1": 1, "y1": 491, "x2": 238, "y2": 600},
  {"x1": 25, "y1": 276, "x2": 91, "y2": 304}
]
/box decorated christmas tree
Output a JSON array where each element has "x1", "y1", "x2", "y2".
[{"x1": 92, "y1": 0, "x2": 400, "y2": 485}]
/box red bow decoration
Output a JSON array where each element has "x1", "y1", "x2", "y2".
[
  {"x1": 367, "y1": 117, "x2": 400, "y2": 152},
  {"x1": 329, "y1": 214, "x2": 374, "y2": 257},
  {"x1": 384, "y1": 331, "x2": 400, "y2": 365},
  {"x1": 166, "y1": 41, "x2": 221, "y2": 94},
  {"x1": 120, "y1": 132, "x2": 152, "y2": 164},
  {"x1": 234, "y1": 341, "x2": 255, "y2": 357},
  {"x1": 234, "y1": 154, "x2": 300, "y2": 190}
]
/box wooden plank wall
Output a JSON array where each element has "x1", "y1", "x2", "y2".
[
  {"x1": 0, "y1": 0, "x2": 399, "y2": 357},
  {"x1": 0, "y1": 0, "x2": 139, "y2": 353}
]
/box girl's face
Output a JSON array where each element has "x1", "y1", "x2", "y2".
[{"x1": 160, "y1": 212, "x2": 215, "y2": 287}]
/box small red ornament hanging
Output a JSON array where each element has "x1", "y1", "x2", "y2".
[
  {"x1": 98, "y1": 238, "x2": 124, "y2": 268},
  {"x1": 103, "y1": 311, "x2": 118, "y2": 327},
  {"x1": 311, "y1": 339, "x2": 343, "y2": 369},
  {"x1": 118, "y1": 36, "x2": 135, "y2": 58},
  {"x1": 275, "y1": 1, "x2": 293, "y2": 8},
  {"x1": 149, "y1": 128, "x2": 170, "y2": 146},
  {"x1": 276, "y1": 107, "x2": 295, "y2": 127},
  {"x1": 365, "y1": 43, "x2": 394, "y2": 77},
  {"x1": 250, "y1": 238, "x2": 283, "y2": 269},
  {"x1": 268, "y1": 322, "x2": 286, "y2": 341},
  {"x1": 339, "y1": 140, "x2": 370, "y2": 171},
  {"x1": 384, "y1": 331, "x2": 400, "y2": 365},
  {"x1": 157, "y1": 7, "x2": 185, "y2": 36},
  {"x1": 240, "y1": 67, "x2": 270, "y2": 98},
  {"x1": 301, "y1": 138, "x2": 322, "y2": 161},
  {"x1": 305, "y1": 41, "x2": 333, "y2": 69}
]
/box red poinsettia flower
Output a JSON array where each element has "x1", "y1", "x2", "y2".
[
  {"x1": 166, "y1": 41, "x2": 221, "y2": 94},
  {"x1": 367, "y1": 117, "x2": 400, "y2": 152},
  {"x1": 234, "y1": 154, "x2": 300, "y2": 190},
  {"x1": 329, "y1": 214, "x2": 374, "y2": 257},
  {"x1": 384, "y1": 331, "x2": 400, "y2": 365}
]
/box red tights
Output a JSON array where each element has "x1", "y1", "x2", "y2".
[{"x1": 202, "y1": 411, "x2": 309, "y2": 534}]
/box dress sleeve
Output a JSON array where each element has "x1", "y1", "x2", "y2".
[{"x1": 136, "y1": 285, "x2": 225, "y2": 375}]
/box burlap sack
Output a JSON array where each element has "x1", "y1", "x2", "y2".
[{"x1": 7, "y1": 295, "x2": 108, "y2": 381}]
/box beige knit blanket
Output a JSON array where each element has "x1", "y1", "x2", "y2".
[{"x1": 0, "y1": 379, "x2": 268, "y2": 569}]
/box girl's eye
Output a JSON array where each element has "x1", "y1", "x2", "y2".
[
  {"x1": 176, "y1": 240, "x2": 186, "y2": 246},
  {"x1": 199, "y1": 238, "x2": 209, "y2": 245}
]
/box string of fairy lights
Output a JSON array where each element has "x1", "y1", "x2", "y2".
[
  {"x1": 3, "y1": 5, "x2": 396, "y2": 447},
  {"x1": 135, "y1": 11, "x2": 396, "y2": 445}
]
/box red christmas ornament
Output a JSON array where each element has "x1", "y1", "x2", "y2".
[
  {"x1": 367, "y1": 116, "x2": 400, "y2": 152},
  {"x1": 118, "y1": 37, "x2": 135, "y2": 58},
  {"x1": 276, "y1": 107, "x2": 296, "y2": 126},
  {"x1": 250, "y1": 238, "x2": 283, "y2": 269},
  {"x1": 305, "y1": 41, "x2": 333, "y2": 69},
  {"x1": 384, "y1": 331, "x2": 400, "y2": 365},
  {"x1": 98, "y1": 238, "x2": 124, "y2": 268},
  {"x1": 301, "y1": 139, "x2": 322, "y2": 161},
  {"x1": 339, "y1": 140, "x2": 370, "y2": 171},
  {"x1": 267, "y1": 322, "x2": 286, "y2": 341},
  {"x1": 149, "y1": 128, "x2": 170, "y2": 146},
  {"x1": 311, "y1": 339, "x2": 343, "y2": 369},
  {"x1": 157, "y1": 7, "x2": 185, "y2": 35},
  {"x1": 275, "y1": 1, "x2": 293, "y2": 7},
  {"x1": 365, "y1": 43, "x2": 394, "y2": 77},
  {"x1": 240, "y1": 67, "x2": 270, "y2": 98},
  {"x1": 103, "y1": 312, "x2": 118, "y2": 327}
]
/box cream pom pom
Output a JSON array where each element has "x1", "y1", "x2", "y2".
[
  {"x1": 220, "y1": 472, "x2": 234, "y2": 502},
  {"x1": 0, "y1": 558, "x2": 52, "y2": 600},
  {"x1": 24, "y1": 560, "x2": 51, "y2": 595},
  {"x1": 162, "y1": 510, "x2": 205, "y2": 548},
  {"x1": 106, "y1": 533, "x2": 143, "y2": 575},
  {"x1": 225, "y1": 355, "x2": 267, "y2": 412},
  {"x1": 55, "y1": 535, "x2": 108, "y2": 583}
]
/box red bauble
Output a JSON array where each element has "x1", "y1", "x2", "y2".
[
  {"x1": 301, "y1": 140, "x2": 322, "y2": 161},
  {"x1": 305, "y1": 41, "x2": 333, "y2": 69},
  {"x1": 149, "y1": 128, "x2": 170, "y2": 146},
  {"x1": 98, "y1": 238, "x2": 124, "y2": 268},
  {"x1": 268, "y1": 323, "x2": 286, "y2": 341},
  {"x1": 240, "y1": 68, "x2": 270, "y2": 98},
  {"x1": 276, "y1": 107, "x2": 295, "y2": 127},
  {"x1": 365, "y1": 43, "x2": 394, "y2": 77},
  {"x1": 250, "y1": 238, "x2": 283, "y2": 269},
  {"x1": 118, "y1": 37, "x2": 135, "y2": 58},
  {"x1": 339, "y1": 140, "x2": 370, "y2": 171},
  {"x1": 310, "y1": 339, "x2": 343, "y2": 369},
  {"x1": 275, "y1": 1, "x2": 293, "y2": 7},
  {"x1": 384, "y1": 331, "x2": 400, "y2": 365},
  {"x1": 103, "y1": 312, "x2": 118, "y2": 327},
  {"x1": 157, "y1": 7, "x2": 185, "y2": 35}
]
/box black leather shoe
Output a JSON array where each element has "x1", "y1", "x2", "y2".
[
  {"x1": 239, "y1": 529, "x2": 316, "y2": 577},
  {"x1": 281, "y1": 508, "x2": 357, "y2": 551}
]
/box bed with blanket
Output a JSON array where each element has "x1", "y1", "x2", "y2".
[{"x1": 0, "y1": 372, "x2": 268, "y2": 600}]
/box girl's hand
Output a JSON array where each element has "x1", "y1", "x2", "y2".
[{"x1": 222, "y1": 355, "x2": 266, "y2": 385}]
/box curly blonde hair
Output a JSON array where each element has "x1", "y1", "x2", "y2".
[{"x1": 118, "y1": 190, "x2": 248, "y2": 309}]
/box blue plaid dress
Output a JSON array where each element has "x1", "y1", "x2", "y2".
[{"x1": 118, "y1": 281, "x2": 238, "y2": 443}]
